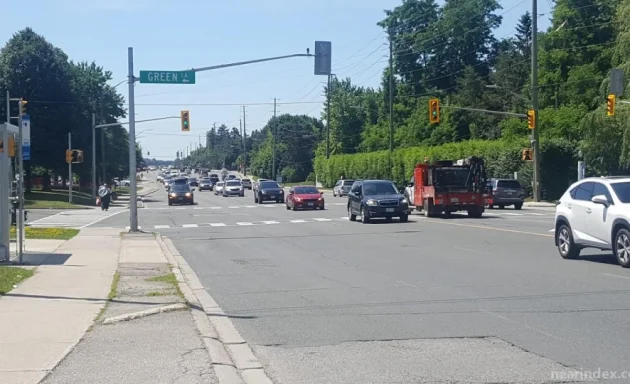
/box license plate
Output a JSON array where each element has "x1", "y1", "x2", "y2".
[
  {"x1": 269, "y1": 195, "x2": 275, "y2": 198},
  {"x1": 178, "y1": 197, "x2": 183, "y2": 200},
  {"x1": 308, "y1": 202, "x2": 314, "y2": 207},
  {"x1": 386, "y1": 208, "x2": 394, "y2": 213},
  {"x1": 451, "y1": 198, "x2": 459, "y2": 203}
]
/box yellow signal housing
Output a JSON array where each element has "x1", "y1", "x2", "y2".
[
  {"x1": 428, "y1": 98, "x2": 440, "y2": 124},
  {"x1": 527, "y1": 109, "x2": 535, "y2": 129},
  {"x1": 66, "y1": 149, "x2": 73, "y2": 163},
  {"x1": 0, "y1": 137, "x2": 16, "y2": 157},
  {"x1": 607, "y1": 94, "x2": 616, "y2": 116},
  {"x1": 181, "y1": 110, "x2": 190, "y2": 131},
  {"x1": 522, "y1": 148, "x2": 533, "y2": 161}
]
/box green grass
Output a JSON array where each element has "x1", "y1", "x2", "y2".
[
  {"x1": 146, "y1": 273, "x2": 183, "y2": 299},
  {"x1": 0, "y1": 266, "x2": 34, "y2": 295},
  {"x1": 10, "y1": 227, "x2": 79, "y2": 240},
  {"x1": 25, "y1": 189, "x2": 93, "y2": 208},
  {"x1": 107, "y1": 272, "x2": 120, "y2": 300}
]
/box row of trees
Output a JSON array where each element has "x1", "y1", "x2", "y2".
[
  {"x1": 186, "y1": 0, "x2": 630, "y2": 186},
  {"x1": 0, "y1": 28, "x2": 140, "y2": 190}
]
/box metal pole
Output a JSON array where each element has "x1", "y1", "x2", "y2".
[
  {"x1": 2, "y1": 91, "x2": 9, "y2": 261},
  {"x1": 388, "y1": 30, "x2": 394, "y2": 180},
  {"x1": 243, "y1": 105, "x2": 246, "y2": 176},
  {"x1": 68, "y1": 132, "x2": 72, "y2": 203},
  {"x1": 91, "y1": 113, "x2": 96, "y2": 201},
  {"x1": 531, "y1": 0, "x2": 541, "y2": 202},
  {"x1": 128, "y1": 47, "x2": 138, "y2": 232},
  {"x1": 272, "y1": 98, "x2": 276, "y2": 180},
  {"x1": 5, "y1": 90, "x2": 9, "y2": 123},
  {"x1": 100, "y1": 104, "x2": 105, "y2": 185},
  {"x1": 17, "y1": 100, "x2": 24, "y2": 262},
  {"x1": 326, "y1": 74, "x2": 331, "y2": 159}
]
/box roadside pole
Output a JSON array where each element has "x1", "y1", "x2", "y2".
[
  {"x1": 17, "y1": 100, "x2": 24, "y2": 262},
  {"x1": 91, "y1": 113, "x2": 96, "y2": 201},
  {"x1": 128, "y1": 47, "x2": 138, "y2": 232},
  {"x1": 68, "y1": 132, "x2": 72, "y2": 203}
]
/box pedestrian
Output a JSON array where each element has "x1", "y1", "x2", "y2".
[{"x1": 98, "y1": 183, "x2": 112, "y2": 211}]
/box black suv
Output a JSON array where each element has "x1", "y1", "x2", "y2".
[
  {"x1": 347, "y1": 180, "x2": 410, "y2": 223},
  {"x1": 254, "y1": 180, "x2": 284, "y2": 204}
]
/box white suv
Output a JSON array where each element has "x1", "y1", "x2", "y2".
[{"x1": 555, "y1": 176, "x2": 630, "y2": 267}]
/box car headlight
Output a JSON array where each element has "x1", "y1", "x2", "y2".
[
  {"x1": 295, "y1": 197, "x2": 302, "y2": 202},
  {"x1": 366, "y1": 199, "x2": 378, "y2": 206},
  {"x1": 185, "y1": 193, "x2": 191, "y2": 197},
  {"x1": 169, "y1": 193, "x2": 176, "y2": 197},
  {"x1": 401, "y1": 198, "x2": 408, "y2": 204}
]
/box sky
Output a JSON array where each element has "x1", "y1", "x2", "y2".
[{"x1": 1, "y1": 0, "x2": 551, "y2": 161}]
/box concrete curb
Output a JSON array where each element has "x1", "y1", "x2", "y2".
[
  {"x1": 102, "y1": 303, "x2": 188, "y2": 325},
  {"x1": 156, "y1": 235, "x2": 273, "y2": 384}
]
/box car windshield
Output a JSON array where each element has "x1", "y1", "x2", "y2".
[
  {"x1": 343, "y1": 180, "x2": 355, "y2": 186},
  {"x1": 611, "y1": 182, "x2": 630, "y2": 203},
  {"x1": 260, "y1": 181, "x2": 280, "y2": 189},
  {"x1": 188, "y1": 178, "x2": 197, "y2": 182},
  {"x1": 171, "y1": 184, "x2": 190, "y2": 192},
  {"x1": 497, "y1": 180, "x2": 521, "y2": 189},
  {"x1": 435, "y1": 168, "x2": 469, "y2": 187},
  {"x1": 242, "y1": 179, "x2": 250, "y2": 182},
  {"x1": 172, "y1": 178, "x2": 188, "y2": 185},
  {"x1": 226, "y1": 181, "x2": 241, "y2": 187},
  {"x1": 294, "y1": 186, "x2": 319, "y2": 194},
  {"x1": 363, "y1": 182, "x2": 399, "y2": 195},
  {"x1": 216, "y1": 182, "x2": 224, "y2": 186}
]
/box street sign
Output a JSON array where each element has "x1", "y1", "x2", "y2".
[
  {"x1": 611, "y1": 68, "x2": 625, "y2": 97},
  {"x1": 21, "y1": 114, "x2": 31, "y2": 160},
  {"x1": 139, "y1": 70, "x2": 196, "y2": 84},
  {"x1": 314, "y1": 41, "x2": 332, "y2": 76}
]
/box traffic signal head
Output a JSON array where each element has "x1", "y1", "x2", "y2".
[
  {"x1": 429, "y1": 98, "x2": 440, "y2": 124},
  {"x1": 66, "y1": 149, "x2": 72, "y2": 163},
  {"x1": 76, "y1": 150, "x2": 83, "y2": 163},
  {"x1": 20, "y1": 98, "x2": 27, "y2": 114},
  {"x1": 527, "y1": 109, "x2": 535, "y2": 129},
  {"x1": 521, "y1": 148, "x2": 533, "y2": 161},
  {"x1": 607, "y1": 94, "x2": 616, "y2": 116},
  {"x1": 66, "y1": 150, "x2": 83, "y2": 163},
  {"x1": 181, "y1": 110, "x2": 190, "y2": 131}
]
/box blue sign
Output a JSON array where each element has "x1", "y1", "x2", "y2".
[{"x1": 21, "y1": 114, "x2": 31, "y2": 160}]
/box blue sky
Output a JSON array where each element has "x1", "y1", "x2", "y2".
[{"x1": 1, "y1": 0, "x2": 550, "y2": 160}]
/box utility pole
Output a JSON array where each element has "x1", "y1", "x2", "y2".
[
  {"x1": 272, "y1": 98, "x2": 277, "y2": 180},
  {"x1": 17, "y1": 99, "x2": 25, "y2": 262},
  {"x1": 326, "y1": 74, "x2": 331, "y2": 159},
  {"x1": 127, "y1": 47, "x2": 138, "y2": 232},
  {"x1": 531, "y1": 0, "x2": 541, "y2": 201},
  {"x1": 68, "y1": 132, "x2": 72, "y2": 204},
  {"x1": 242, "y1": 105, "x2": 247, "y2": 176},
  {"x1": 100, "y1": 104, "x2": 105, "y2": 185},
  {"x1": 388, "y1": 30, "x2": 395, "y2": 180},
  {"x1": 91, "y1": 112, "x2": 96, "y2": 201}
]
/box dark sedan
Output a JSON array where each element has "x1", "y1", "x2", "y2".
[
  {"x1": 198, "y1": 178, "x2": 213, "y2": 191},
  {"x1": 347, "y1": 179, "x2": 410, "y2": 223},
  {"x1": 168, "y1": 184, "x2": 195, "y2": 206},
  {"x1": 187, "y1": 177, "x2": 199, "y2": 187},
  {"x1": 254, "y1": 181, "x2": 284, "y2": 204}
]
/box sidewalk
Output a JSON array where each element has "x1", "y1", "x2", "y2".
[{"x1": 0, "y1": 228, "x2": 120, "y2": 384}]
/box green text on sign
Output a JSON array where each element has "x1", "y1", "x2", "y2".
[{"x1": 139, "y1": 70, "x2": 196, "y2": 84}]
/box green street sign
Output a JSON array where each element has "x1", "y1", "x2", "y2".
[{"x1": 139, "y1": 70, "x2": 196, "y2": 84}]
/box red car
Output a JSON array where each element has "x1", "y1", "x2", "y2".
[{"x1": 286, "y1": 186, "x2": 325, "y2": 210}]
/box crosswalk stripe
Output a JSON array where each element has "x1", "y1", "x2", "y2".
[
  {"x1": 236, "y1": 222, "x2": 254, "y2": 226},
  {"x1": 210, "y1": 223, "x2": 226, "y2": 227},
  {"x1": 154, "y1": 225, "x2": 170, "y2": 229},
  {"x1": 262, "y1": 220, "x2": 280, "y2": 224},
  {"x1": 182, "y1": 224, "x2": 198, "y2": 228},
  {"x1": 313, "y1": 218, "x2": 332, "y2": 222},
  {"x1": 290, "y1": 219, "x2": 307, "y2": 223}
]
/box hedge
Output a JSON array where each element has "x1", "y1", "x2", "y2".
[{"x1": 314, "y1": 138, "x2": 576, "y2": 200}]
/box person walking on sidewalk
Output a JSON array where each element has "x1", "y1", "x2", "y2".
[{"x1": 98, "y1": 183, "x2": 112, "y2": 211}]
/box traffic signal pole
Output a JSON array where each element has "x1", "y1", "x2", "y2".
[
  {"x1": 68, "y1": 132, "x2": 72, "y2": 204},
  {"x1": 92, "y1": 113, "x2": 96, "y2": 201},
  {"x1": 128, "y1": 47, "x2": 138, "y2": 232},
  {"x1": 531, "y1": 0, "x2": 541, "y2": 202}
]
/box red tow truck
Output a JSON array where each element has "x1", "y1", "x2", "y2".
[{"x1": 412, "y1": 156, "x2": 490, "y2": 218}]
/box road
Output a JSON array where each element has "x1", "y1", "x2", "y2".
[{"x1": 91, "y1": 172, "x2": 630, "y2": 383}]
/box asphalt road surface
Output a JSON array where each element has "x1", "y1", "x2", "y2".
[{"x1": 91, "y1": 172, "x2": 630, "y2": 383}]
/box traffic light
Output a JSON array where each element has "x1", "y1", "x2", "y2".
[
  {"x1": 607, "y1": 94, "x2": 616, "y2": 116},
  {"x1": 0, "y1": 137, "x2": 16, "y2": 157},
  {"x1": 429, "y1": 98, "x2": 440, "y2": 124},
  {"x1": 527, "y1": 109, "x2": 535, "y2": 129},
  {"x1": 19, "y1": 98, "x2": 27, "y2": 115},
  {"x1": 66, "y1": 149, "x2": 83, "y2": 163},
  {"x1": 181, "y1": 110, "x2": 190, "y2": 131},
  {"x1": 521, "y1": 148, "x2": 533, "y2": 161}
]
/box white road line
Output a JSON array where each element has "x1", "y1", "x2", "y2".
[
  {"x1": 210, "y1": 223, "x2": 226, "y2": 227},
  {"x1": 245, "y1": 205, "x2": 257, "y2": 208},
  {"x1": 182, "y1": 224, "x2": 199, "y2": 228},
  {"x1": 154, "y1": 225, "x2": 170, "y2": 229},
  {"x1": 290, "y1": 219, "x2": 307, "y2": 223},
  {"x1": 333, "y1": 203, "x2": 345, "y2": 206},
  {"x1": 210, "y1": 206, "x2": 221, "y2": 209},
  {"x1": 548, "y1": 229, "x2": 555, "y2": 232},
  {"x1": 236, "y1": 222, "x2": 254, "y2": 226},
  {"x1": 340, "y1": 217, "x2": 349, "y2": 220},
  {"x1": 194, "y1": 207, "x2": 204, "y2": 210},
  {"x1": 125, "y1": 226, "x2": 142, "y2": 230},
  {"x1": 262, "y1": 220, "x2": 280, "y2": 224},
  {"x1": 499, "y1": 212, "x2": 522, "y2": 216},
  {"x1": 228, "y1": 206, "x2": 240, "y2": 209},
  {"x1": 313, "y1": 218, "x2": 332, "y2": 222},
  {"x1": 176, "y1": 207, "x2": 185, "y2": 210}
]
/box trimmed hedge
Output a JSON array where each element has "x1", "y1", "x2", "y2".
[{"x1": 314, "y1": 138, "x2": 576, "y2": 200}]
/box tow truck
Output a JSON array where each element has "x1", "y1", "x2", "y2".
[{"x1": 411, "y1": 156, "x2": 489, "y2": 218}]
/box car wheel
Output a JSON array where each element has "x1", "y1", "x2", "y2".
[
  {"x1": 400, "y1": 214, "x2": 409, "y2": 223},
  {"x1": 190, "y1": 200, "x2": 194, "y2": 205},
  {"x1": 614, "y1": 228, "x2": 630, "y2": 268},
  {"x1": 168, "y1": 202, "x2": 172, "y2": 206},
  {"x1": 514, "y1": 203, "x2": 523, "y2": 210},
  {"x1": 286, "y1": 204, "x2": 290, "y2": 210},
  {"x1": 556, "y1": 224, "x2": 580, "y2": 259},
  {"x1": 348, "y1": 205, "x2": 356, "y2": 221},
  {"x1": 333, "y1": 191, "x2": 336, "y2": 197},
  {"x1": 360, "y1": 207, "x2": 370, "y2": 224}
]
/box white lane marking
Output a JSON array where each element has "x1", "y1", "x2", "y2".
[
  {"x1": 125, "y1": 226, "x2": 142, "y2": 230},
  {"x1": 313, "y1": 218, "x2": 332, "y2": 222},
  {"x1": 79, "y1": 209, "x2": 128, "y2": 229},
  {"x1": 500, "y1": 212, "x2": 522, "y2": 216},
  {"x1": 528, "y1": 213, "x2": 546, "y2": 216},
  {"x1": 176, "y1": 207, "x2": 185, "y2": 210},
  {"x1": 236, "y1": 222, "x2": 254, "y2": 226},
  {"x1": 154, "y1": 225, "x2": 170, "y2": 229},
  {"x1": 290, "y1": 219, "x2": 307, "y2": 223},
  {"x1": 182, "y1": 224, "x2": 199, "y2": 228},
  {"x1": 210, "y1": 223, "x2": 226, "y2": 227},
  {"x1": 480, "y1": 309, "x2": 565, "y2": 341},
  {"x1": 228, "y1": 206, "x2": 240, "y2": 209},
  {"x1": 340, "y1": 217, "x2": 349, "y2": 220},
  {"x1": 548, "y1": 229, "x2": 555, "y2": 233},
  {"x1": 602, "y1": 273, "x2": 630, "y2": 280},
  {"x1": 262, "y1": 221, "x2": 280, "y2": 224},
  {"x1": 245, "y1": 205, "x2": 257, "y2": 208},
  {"x1": 194, "y1": 207, "x2": 204, "y2": 210},
  {"x1": 333, "y1": 203, "x2": 345, "y2": 206},
  {"x1": 210, "y1": 206, "x2": 221, "y2": 209}
]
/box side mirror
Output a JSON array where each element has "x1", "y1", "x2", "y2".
[
  {"x1": 191, "y1": 188, "x2": 196, "y2": 192},
  {"x1": 591, "y1": 194, "x2": 610, "y2": 206},
  {"x1": 320, "y1": 191, "x2": 324, "y2": 195},
  {"x1": 289, "y1": 190, "x2": 294, "y2": 195},
  {"x1": 408, "y1": 183, "x2": 414, "y2": 187}
]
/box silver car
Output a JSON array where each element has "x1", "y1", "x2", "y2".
[
  {"x1": 333, "y1": 179, "x2": 355, "y2": 197},
  {"x1": 213, "y1": 181, "x2": 225, "y2": 195},
  {"x1": 223, "y1": 180, "x2": 244, "y2": 197},
  {"x1": 241, "y1": 178, "x2": 252, "y2": 190}
]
